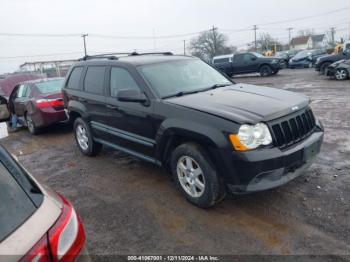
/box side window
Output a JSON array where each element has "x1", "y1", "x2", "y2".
[
  {"x1": 67, "y1": 67, "x2": 83, "y2": 90},
  {"x1": 110, "y1": 67, "x2": 140, "y2": 97},
  {"x1": 17, "y1": 85, "x2": 27, "y2": 98},
  {"x1": 84, "y1": 66, "x2": 106, "y2": 95},
  {"x1": 24, "y1": 86, "x2": 31, "y2": 97}
]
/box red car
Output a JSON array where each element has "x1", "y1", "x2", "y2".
[{"x1": 0, "y1": 78, "x2": 67, "y2": 134}]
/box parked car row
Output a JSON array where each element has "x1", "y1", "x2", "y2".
[{"x1": 315, "y1": 48, "x2": 350, "y2": 76}]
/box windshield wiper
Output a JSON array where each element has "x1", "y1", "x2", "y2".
[
  {"x1": 209, "y1": 83, "x2": 232, "y2": 89},
  {"x1": 163, "y1": 90, "x2": 200, "y2": 99},
  {"x1": 163, "y1": 83, "x2": 232, "y2": 99}
]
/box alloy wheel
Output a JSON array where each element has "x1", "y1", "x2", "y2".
[
  {"x1": 176, "y1": 156, "x2": 205, "y2": 198},
  {"x1": 76, "y1": 124, "x2": 89, "y2": 151},
  {"x1": 335, "y1": 69, "x2": 347, "y2": 80},
  {"x1": 26, "y1": 116, "x2": 34, "y2": 133}
]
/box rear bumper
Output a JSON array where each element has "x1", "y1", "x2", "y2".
[
  {"x1": 31, "y1": 109, "x2": 67, "y2": 127},
  {"x1": 214, "y1": 123, "x2": 324, "y2": 194}
]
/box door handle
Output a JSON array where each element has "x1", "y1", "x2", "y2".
[{"x1": 107, "y1": 104, "x2": 118, "y2": 110}]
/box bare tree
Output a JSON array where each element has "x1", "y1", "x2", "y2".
[
  {"x1": 249, "y1": 33, "x2": 281, "y2": 52},
  {"x1": 297, "y1": 29, "x2": 314, "y2": 36},
  {"x1": 190, "y1": 30, "x2": 236, "y2": 61}
]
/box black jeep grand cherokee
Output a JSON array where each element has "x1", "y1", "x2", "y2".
[{"x1": 62, "y1": 53, "x2": 324, "y2": 208}]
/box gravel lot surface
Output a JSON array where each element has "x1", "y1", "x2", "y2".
[{"x1": 1, "y1": 69, "x2": 349, "y2": 259}]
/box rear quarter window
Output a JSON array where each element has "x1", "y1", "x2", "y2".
[
  {"x1": 66, "y1": 67, "x2": 83, "y2": 90},
  {"x1": 0, "y1": 162, "x2": 37, "y2": 242},
  {"x1": 83, "y1": 66, "x2": 106, "y2": 95}
]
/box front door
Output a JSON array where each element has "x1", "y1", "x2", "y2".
[{"x1": 104, "y1": 66, "x2": 156, "y2": 159}]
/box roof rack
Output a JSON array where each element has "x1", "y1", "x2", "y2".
[
  {"x1": 129, "y1": 52, "x2": 173, "y2": 56},
  {"x1": 79, "y1": 52, "x2": 132, "y2": 61},
  {"x1": 78, "y1": 52, "x2": 174, "y2": 61}
]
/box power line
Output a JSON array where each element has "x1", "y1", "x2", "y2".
[{"x1": 259, "y1": 6, "x2": 350, "y2": 26}]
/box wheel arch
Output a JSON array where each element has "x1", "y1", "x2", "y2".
[{"x1": 155, "y1": 121, "x2": 229, "y2": 173}]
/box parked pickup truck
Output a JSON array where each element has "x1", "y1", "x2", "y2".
[{"x1": 213, "y1": 52, "x2": 284, "y2": 77}]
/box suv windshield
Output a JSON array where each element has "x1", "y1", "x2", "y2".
[
  {"x1": 139, "y1": 59, "x2": 232, "y2": 98},
  {"x1": 36, "y1": 79, "x2": 64, "y2": 94}
]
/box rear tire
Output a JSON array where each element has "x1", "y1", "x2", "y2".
[
  {"x1": 74, "y1": 118, "x2": 102, "y2": 156},
  {"x1": 26, "y1": 114, "x2": 40, "y2": 135},
  {"x1": 260, "y1": 65, "x2": 273, "y2": 77},
  {"x1": 171, "y1": 143, "x2": 226, "y2": 208}
]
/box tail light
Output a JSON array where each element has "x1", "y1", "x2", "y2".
[
  {"x1": 35, "y1": 99, "x2": 64, "y2": 109},
  {"x1": 22, "y1": 195, "x2": 86, "y2": 262}
]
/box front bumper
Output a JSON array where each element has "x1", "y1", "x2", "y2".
[
  {"x1": 325, "y1": 67, "x2": 336, "y2": 77},
  {"x1": 214, "y1": 125, "x2": 324, "y2": 194}
]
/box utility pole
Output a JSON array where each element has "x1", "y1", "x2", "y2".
[
  {"x1": 330, "y1": 27, "x2": 336, "y2": 44},
  {"x1": 81, "y1": 34, "x2": 88, "y2": 56},
  {"x1": 253, "y1": 25, "x2": 258, "y2": 51},
  {"x1": 348, "y1": 22, "x2": 350, "y2": 40},
  {"x1": 211, "y1": 26, "x2": 218, "y2": 56},
  {"x1": 183, "y1": 40, "x2": 186, "y2": 55},
  {"x1": 287, "y1": 27, "x2": 293, "y2": 49}
]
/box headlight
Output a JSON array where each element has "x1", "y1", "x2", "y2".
[{"x1": 229, "y1": 123, "x2": 272, "y2": 151}]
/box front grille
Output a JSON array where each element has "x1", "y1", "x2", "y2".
[{"x1": 269, "y1": 108, "x2": 316, "y2": 149}]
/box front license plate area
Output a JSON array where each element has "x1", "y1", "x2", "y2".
[{"x1": 303, "y1": 140, "x2": 321, "y2": 162}]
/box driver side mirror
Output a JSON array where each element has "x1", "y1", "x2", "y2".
[{"x1": 117, "y1": 89, "x2": 149, "y2": 105}]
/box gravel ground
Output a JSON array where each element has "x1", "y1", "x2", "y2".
[{"x1": 0, "y1": 69, "x2": 349, "y2": 259}]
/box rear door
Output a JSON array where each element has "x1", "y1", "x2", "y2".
[{"x1": 81, "y1": 66, "x2": 108, "y2": 139}]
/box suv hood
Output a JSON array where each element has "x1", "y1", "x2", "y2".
[{"x1": 166, "y1": 84, "x2": 309, "y2": 124}]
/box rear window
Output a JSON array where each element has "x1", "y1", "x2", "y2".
[
  {"x1": 36, "y1": 79, "x2": 64, "y2": 94},
  {"x1": 67, "y1": 67, "x2": 83, "y2": 90},
  {"x1": 84, "y1": 66, "x2": 106, "y2": 95},
  {"x1": 0, "y1": 161, "x2": 37, "y2": 242}
]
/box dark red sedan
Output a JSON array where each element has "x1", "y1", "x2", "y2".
[{"x1": 0, "y1": 78, "x2": 67, "y2": 134}]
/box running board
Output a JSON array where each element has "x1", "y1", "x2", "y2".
[{"x1": 94, "y1": 138, "x2": 162, "y2": 166}]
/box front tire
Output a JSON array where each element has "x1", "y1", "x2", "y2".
[
  {"x1": 74, "y1": 118, "x2": 102, "y2": 156},
  {"x1": 260, "y1": 65, "x2": 272, "y2": 77},
  {"x1": 335, "y1": 68, "x2": 348, "y2": 80},
  {"x1": 320, "y1": 62, "x2": 331, "y2": 75},
  {"x1": 171, "y1": 143, "x2": 225, "y2": 208}
]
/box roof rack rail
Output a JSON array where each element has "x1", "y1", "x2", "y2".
[
  {"x1": 129, "y1": 52, "x2": 173, "y2": 56},
  {"x1": 79, "y1": 52, "x2": 132, "y2": 61}
]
